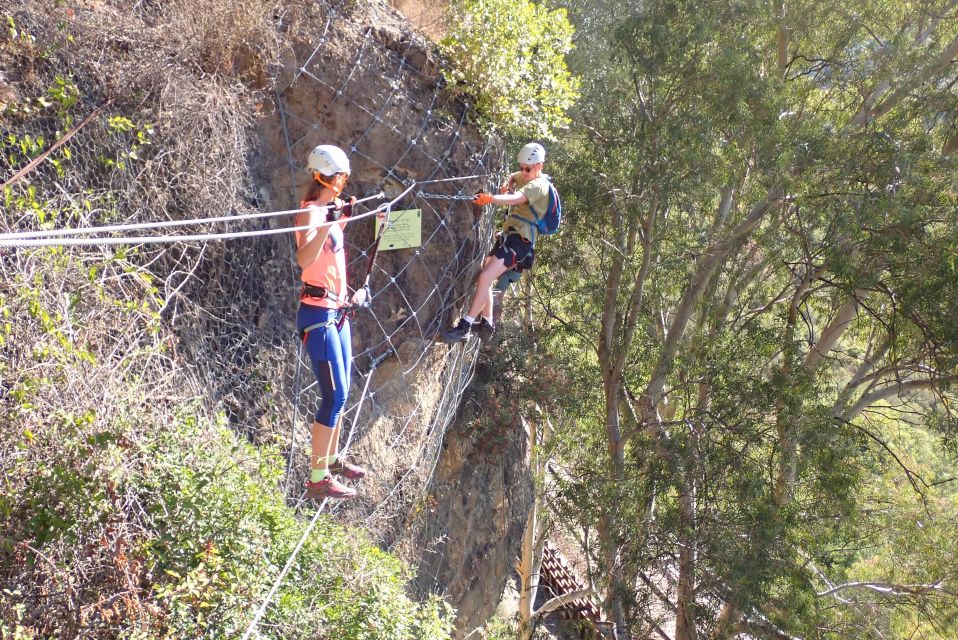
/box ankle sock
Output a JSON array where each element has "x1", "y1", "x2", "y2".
[
  {"x1": 463, "y1": 315, "x2": 476, "y2": 324},
  {"x1": 310, "y1": 468, "x2": 328, "y2": 483}
]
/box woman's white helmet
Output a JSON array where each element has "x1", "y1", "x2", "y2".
[
  {"x1": 307, "y1": 144, "x2": 351, "y2": 177},
  {"x1": 517, "y1": 142, "x2": 546, "y2": 165}
]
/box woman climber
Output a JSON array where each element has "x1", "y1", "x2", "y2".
[
  {"x1": 441, "y1": 142, "x2": 555, "y2": 342},
  {"x1": 296, "y1": 144, "x2": 373, "y2": 500}
]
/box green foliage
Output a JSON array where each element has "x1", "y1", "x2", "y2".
[
  {"x1": 529, "y1": 0, "x2": 958, "y2": 637},
  {"x1": 1, "y1": 404, "x2": 454, "y2": 639},
  {"x1": 440, "y1": 0, "x2": 580, "y2": 139},
  {"x1": 460, "y1": 323, "x2": 575, "y2": 454}
]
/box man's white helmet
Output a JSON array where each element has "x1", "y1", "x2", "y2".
[
  {"x1": 517, "y1": 142, "x2": 546, "y2": 165},
  {"x1": 307, "y1": 144, "x2": 351, "y2": 177}
]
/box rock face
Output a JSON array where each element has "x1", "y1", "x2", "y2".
[
  {"x1": 412, "y1": 402, "x2": 535, "y2": 637},
  {"x1": 248, "y1": 1, "x2": 533, "y2": 636}
]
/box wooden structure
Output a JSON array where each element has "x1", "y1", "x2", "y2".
[{"x1": 537, "y1": 541, "x2": 611, "y2": 639}]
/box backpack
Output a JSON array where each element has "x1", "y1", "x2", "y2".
[{"x1": 528, "y1": 179, "x2": 562, "y2": 236}]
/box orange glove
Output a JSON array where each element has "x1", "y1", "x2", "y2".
[{"x1": 473, "y1": 192, "x2": 494, "y2": 206}]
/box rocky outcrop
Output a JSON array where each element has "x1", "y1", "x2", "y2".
[
  {"x1": 411, "y1": 393, "x2": 535, "y2": 638},
  {"x1": 249, "y1": 1, "x2": 533, "y2": 635}
]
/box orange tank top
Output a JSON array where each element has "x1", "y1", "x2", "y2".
[{"x1": 297, "y1": 201, "x2": 348, "y2": 309}]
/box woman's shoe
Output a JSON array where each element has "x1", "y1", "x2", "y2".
[
  {"x1": 329, "y1": 458, "x2": 367, "y2": 480},
  {"x1": 305, "y1": 476, "x2": 357, "y2": 500}
]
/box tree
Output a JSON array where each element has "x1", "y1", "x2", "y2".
[{"x1": 533, "y1": 0, "x2": 958, "y2": 637}]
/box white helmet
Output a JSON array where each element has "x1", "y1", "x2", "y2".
[
  {"x1": 517, "y1": 142, "x2": 546, "y2": 165},
  {"x1": 307, "y1": 144, "x2": 351, "y2": 177}
]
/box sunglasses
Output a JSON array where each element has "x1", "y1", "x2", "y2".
[{"x1": 519, "y1": 165, "x2": 536, "y2": 173}]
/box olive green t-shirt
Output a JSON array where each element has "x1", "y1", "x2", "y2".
[{"x1": 501, "y1": 173, "x2": 551, "y2": 246}]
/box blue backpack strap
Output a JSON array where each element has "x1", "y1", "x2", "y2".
[{"x1": 528, "y1": 180, "x2": 559, "y2": 235}]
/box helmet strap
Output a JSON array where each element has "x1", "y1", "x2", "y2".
[{"x1": 314, "y1": 172, "x2": 343, "y2": 197}]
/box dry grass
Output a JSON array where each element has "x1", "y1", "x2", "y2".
[
  {"x1": 389, "y1": 0, "x2": 449, "y2": 41},
  {"x1": 0, "y1": 2, "x2": 292, "y2": 635}
]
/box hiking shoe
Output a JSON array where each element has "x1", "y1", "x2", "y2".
[
  {"x1": 329, "y1": 458, "x2": 367, "y2": 480},
  {"x1": 440, "y1": 318, "x2": 474, "y2": 342},
  {"x1": 305, "y1": 476, "x2": 357, "y2": 500},
  {"x1": 474, "y1": 317, "x2": 495, "y2": 340}
]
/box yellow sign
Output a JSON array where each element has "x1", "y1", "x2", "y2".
[{"x1": 376, "y1": 209, "x2": 422, "y2": 250}]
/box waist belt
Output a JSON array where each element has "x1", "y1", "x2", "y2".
[
  {"x1": 301, "y1": 282, "x2": 345, "y2": 305},
  {"x1": 299, "y1": 283, "x2": 350, "y2": 339}
]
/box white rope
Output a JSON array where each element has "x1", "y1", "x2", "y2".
[
  {"x1": 234, "y1": 185, "x2": 417, "y2": 640},
  {"x1": 239, "y1": 501, "x2": 328, "y2": 640},
  {"x1": 0, "y1": 192, "x2": 386, "y2": 240},
  {"x1": 0, "y1": 185, "x2": 417, "y2": 248}
]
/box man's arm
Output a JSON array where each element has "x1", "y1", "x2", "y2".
[{"x1": 475, "y1": 191, "x2": 528, "y2": 207}]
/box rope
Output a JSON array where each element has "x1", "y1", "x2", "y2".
[
  {"x1": 0, "y1": 192, "x2": 386, "y2": 240},
  {"x1": 246, "y1": 345, "x2": 393, "y2": 640},
  {"x1": 0, "y1": 184, "x2": 418, "y2": 248},
  {"x1": 239, "y1": 501, "x2": 328, "y2": 640}
]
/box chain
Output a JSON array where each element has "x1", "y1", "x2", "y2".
[{"x1": 415, "y1": 191, "x2": 475, "y2": 201}]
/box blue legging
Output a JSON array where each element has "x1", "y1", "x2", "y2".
[{"x1": 297, "y1": 304, "x2": 352, "y2": 427}]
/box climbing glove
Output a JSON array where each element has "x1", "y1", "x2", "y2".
[
  {"x1": 473, "y1": 192, "x2": 494, "y2": 207},
  {"x1": 326, "y1": 196, "x2": 356, "y2": 222}
]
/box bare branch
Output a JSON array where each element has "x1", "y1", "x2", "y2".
[
  {"x1": 643, "y1": 184, "x2": 784, "y2": 411},
  {"x1": 533, "y1": 588, "x2": 599, "y2": 618},
  {"x1": 817, "y1": 580, "x2": 958, "y2": 599},
  {"x1": 848, "y1": 33, "x2": 958, "y2": 128},
  {"x1": 843, "y1": 377, "x2": 956, "y2": 420}
]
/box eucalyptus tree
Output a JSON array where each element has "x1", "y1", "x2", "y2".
[{"x1": 537, "y1": 1, "x2": 958, "y2": 638}]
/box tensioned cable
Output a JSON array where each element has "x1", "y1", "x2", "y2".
[
  {"x1": 0, "y1": 183, "x2": 419, "y2": 248},
  {"x1": 0, "y1": 192, "x2": 387, "y2": 240},
  {"x1": 0, "y1": 174, "x2": 486, "y2": 246},
  {"x1": 245, "y1": 344, "x2": 391, "y2": 640},
  {"x1": 240, "y1": 500, "x2": 328, "y2": 640}
]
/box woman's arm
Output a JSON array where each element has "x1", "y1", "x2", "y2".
[{"x1": 296, "y1": 204, "x2": 333, "y2": 269}]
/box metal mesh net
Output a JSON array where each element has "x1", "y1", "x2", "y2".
[{"x1": 0, "y1": 0, "x2": 508, "y2": 633}]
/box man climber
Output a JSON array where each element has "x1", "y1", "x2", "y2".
[{"x1": 441, "y1": 142, "x2": 554, "y2": 342}]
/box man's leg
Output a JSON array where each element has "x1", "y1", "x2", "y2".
[
  {"x1": 443, "y1": 257, "x2": 511, "y2": 342},
  {"x1": 467, "y1": 256, "x2": 510, "y2": 320}
]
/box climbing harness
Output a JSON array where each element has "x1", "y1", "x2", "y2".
[{"x1": 493, "y1": 231, "x2": 534, "y2": 271}]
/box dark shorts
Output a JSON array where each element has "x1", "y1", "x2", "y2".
[{"x1": 490, "y1": 232, "x2": 535, "y2": 271}]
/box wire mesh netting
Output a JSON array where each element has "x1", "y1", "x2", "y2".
[{"x1": 0, "y1": 0, "x2": 515, "y2": 635}]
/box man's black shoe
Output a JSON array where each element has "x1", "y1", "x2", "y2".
[
  {"x1": 441, "y1": 318, "x2": 474, "y2": 342},
  {"x1": 474, "y1": 317, "x2": 495, "y2": 340}
]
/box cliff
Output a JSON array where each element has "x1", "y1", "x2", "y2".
[{"x1": 0, "y1": 0, "x2": 533, "y2": 636}]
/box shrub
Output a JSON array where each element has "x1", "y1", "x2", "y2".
[
  {"x1": 440, "y1": 0, "x2": 579, "y2": 140},
  {"x1": 0, "y1": 405, "x2": 454, "y2": 639}
]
